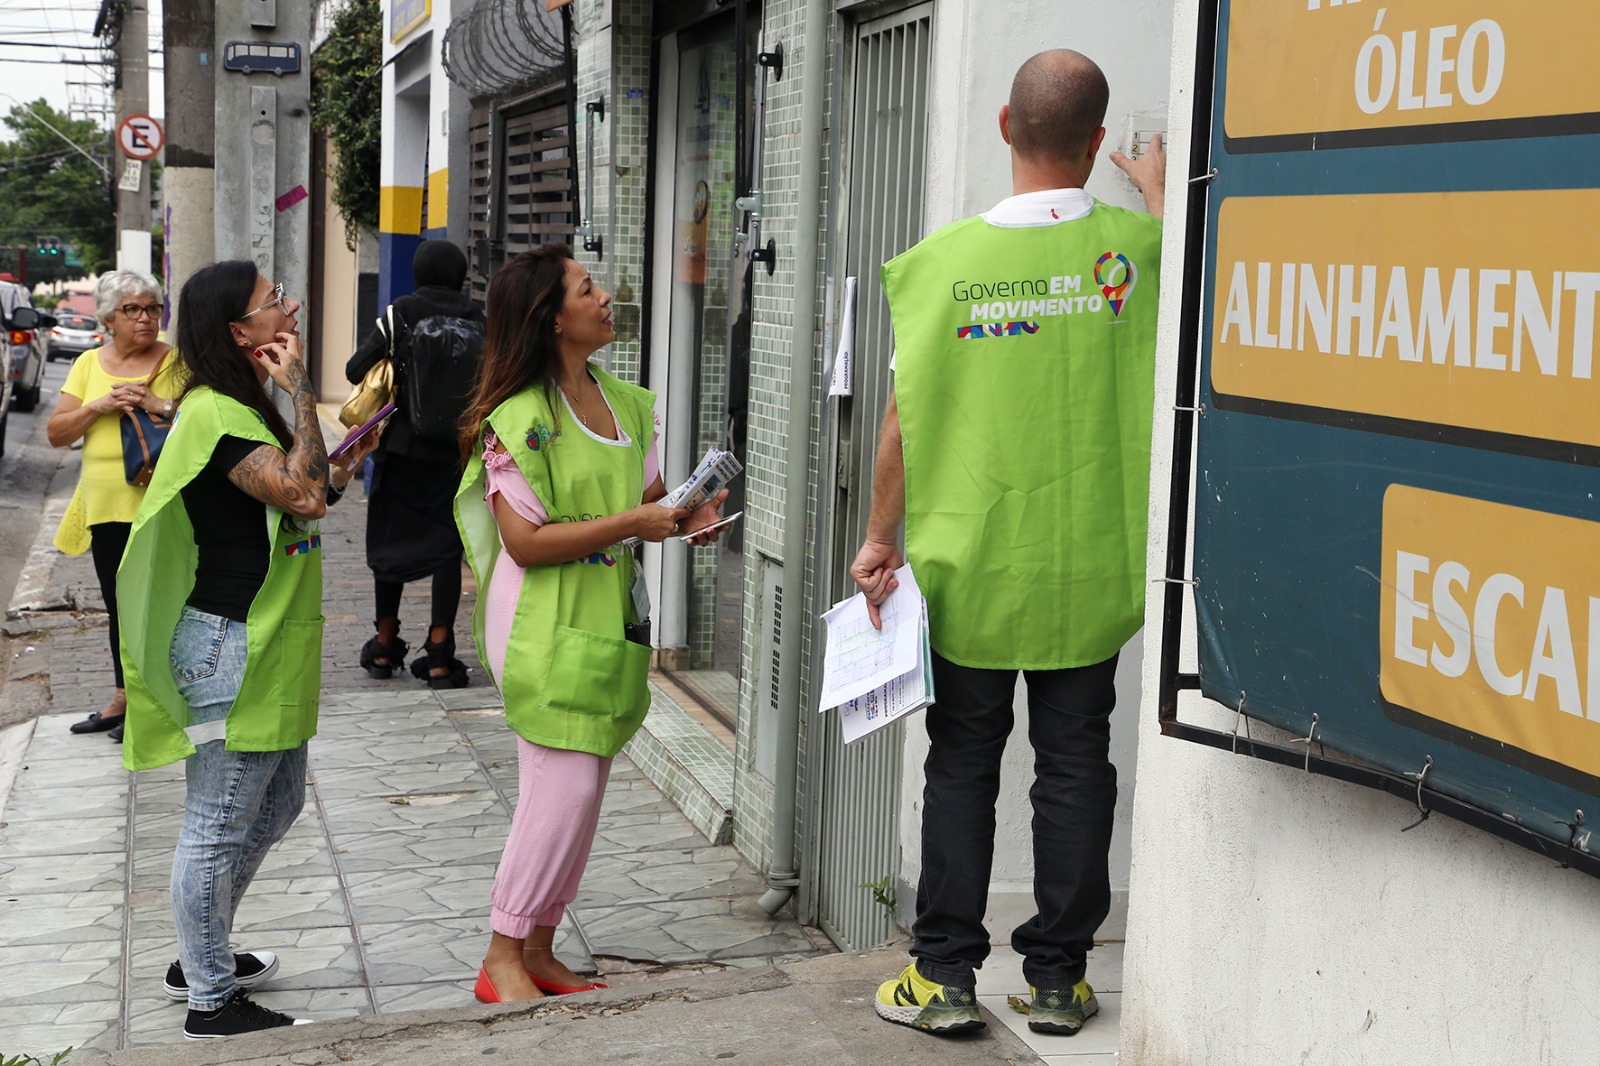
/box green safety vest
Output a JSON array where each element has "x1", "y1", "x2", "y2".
[
  {"x1": 455, "y1": 369, "x2": 656, "y2": 757},
  {"x1": 884, "y1": 202, "x2": 1162, "y2": 669},
  {"x1": 118, "y1": 388, "x2": 325, "y2": 770}
]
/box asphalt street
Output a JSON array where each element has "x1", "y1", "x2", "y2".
[{"x1": 0, "y1": 355, "x2": 73, "y2": 731}]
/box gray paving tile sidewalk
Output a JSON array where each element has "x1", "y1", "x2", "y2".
[{"x1": 0, "y1": 483, "x2": 833, "y2": 1061}]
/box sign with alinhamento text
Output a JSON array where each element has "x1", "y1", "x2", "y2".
[{"x1": 1192, "y1": 0, "x2": 1600, "y2": 862}]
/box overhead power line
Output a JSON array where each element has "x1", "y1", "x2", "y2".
[
  {"x1": 0, "y1": 40, "x2": 152, "y2": 50},
  {"x1": 0, "y1": 27, "x2": 103, "y2": 36},
  {"x1": 0, "y1": 55, "x2": 113, "y2": 65}
]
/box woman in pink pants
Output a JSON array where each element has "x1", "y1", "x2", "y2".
[{"x1": 454, "y1": 245, "x2": 726, "y2": 1003}]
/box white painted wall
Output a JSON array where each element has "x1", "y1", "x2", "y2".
[
  {"x1": 1121, "y1": 0, "x2": 1600, "y2": 1061},
  {"x1": 899, "y1": 0, "x2": 1175, "y2": 942}
]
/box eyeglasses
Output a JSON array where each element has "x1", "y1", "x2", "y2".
[
  {"x1": 119, "y1": 303, "x2": 164, "y2": 320},
  {"x1": 239, "y1": 282, "x2": 289, "y2": 319}
]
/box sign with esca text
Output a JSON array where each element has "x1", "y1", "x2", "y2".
[{"x1": 1194, "y1": 0, "x2": 1600, "y2": 857}]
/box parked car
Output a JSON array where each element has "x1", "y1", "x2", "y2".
[
  {"x1": 0, "y1": 282, "x2": 52, "y2": 413},
  {"x1": 0, "y1": 356, "x2": 8, "y2": 457},
  {"x1": 47, "y1": 311, "x2": 103, "y2": 362}
]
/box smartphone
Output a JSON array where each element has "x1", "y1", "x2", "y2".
[
  {"x1": 680, "y1": 510, "x2": 742, "y2": 543},
  {"x1": 330, "y1": 402, "x2": 396, "y2": 460}
]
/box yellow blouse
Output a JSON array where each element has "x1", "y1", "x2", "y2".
[{"x1": 53, "y1": 346, "x2": 185, "y2": 554}]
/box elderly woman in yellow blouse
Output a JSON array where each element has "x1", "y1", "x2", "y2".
[{"x1": 47, "y1": 269, "x2": 184, "y2": 742}]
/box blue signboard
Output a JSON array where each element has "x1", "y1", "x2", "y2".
[{"x1": 1193, "y1": 0, "x2": 1600, "y2": 857}]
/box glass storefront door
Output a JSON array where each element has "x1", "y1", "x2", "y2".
[{"x1": 654, "y1": 14, "x2": 751, "y2": 725}]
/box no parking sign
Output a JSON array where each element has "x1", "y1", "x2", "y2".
[{"x1": 117, "y1": 113, "x2": 163, "y2": 161}]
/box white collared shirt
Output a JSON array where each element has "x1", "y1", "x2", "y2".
[{"x1": 980, "y1": 187, "x2": 1096, "y2": 228}]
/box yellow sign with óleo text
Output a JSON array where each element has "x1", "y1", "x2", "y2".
[
  {"x1": 1210, "y1": 190, "x2": 1600, "y2": 458},
  {"x1": 1380, "y1": 486, "x2": 1600, "y2": 785},
  {"x1": 1225, "y1": 0, "x2": 1600, "y2": 144}
]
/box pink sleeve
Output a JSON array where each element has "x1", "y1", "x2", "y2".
[
  {"x1": 482, "y1": 430, "x2": 548, "y2": 527},
  {"x1": 644, "y1": 432, "x2": 661, "y2": 492}
]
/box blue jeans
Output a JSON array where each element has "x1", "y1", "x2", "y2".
[{"x1": 169, "y1": 606, "x2": 307, "y2": 1009}]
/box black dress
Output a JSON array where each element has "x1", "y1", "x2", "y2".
[{"x1": 346, "y1": 286, "x2": 485, "y2": 584}]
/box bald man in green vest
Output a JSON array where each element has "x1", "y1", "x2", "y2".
[{"x1": 853, "y1": 49, "x2": 1166, "y2": 1037}]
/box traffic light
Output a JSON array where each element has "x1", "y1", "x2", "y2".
[
  {"x1": 47, "y1": 237, "x2": 59, "y2": 256},
  {"x1": 35, "y1": 236, "x2": 45, "y2": 254},
  {"x1": 34, "y1": 237, "x2": 60, "y2": 255}
]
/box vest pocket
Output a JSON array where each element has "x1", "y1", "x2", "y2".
[
  {"x1": 273, "y1": 618, "x2": 324, "y2": 698},
  {"x1": 271, "y1": 617, "x2": 326, "y2": 740},
  {"x1": 543, "y1": 624, "x2": 650, "y2": 718}
]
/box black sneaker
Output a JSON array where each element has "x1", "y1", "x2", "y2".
[
  {"x1": 183, "y1": 990, "x2": 308, "y2": 1040},
  {"x1": 164, "y1": 950, "x2": 280, "y2": 1001}
]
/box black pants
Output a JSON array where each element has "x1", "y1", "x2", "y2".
[
  {"x1": 373, "y1": 561, "x2": 462, "y2": 635},
  {"x1": 88, "y1": 522, "x2": 133, "y2": 689},
  {"x1": 911, "y1": 651, "x2": 1119, "y2": 990}
]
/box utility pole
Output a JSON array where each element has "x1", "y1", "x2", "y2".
[
  {"x1": 212, "y1": 0, "x2": 312, "y2": 408},
  {"x1": 162, "y1": 0, "x2": 214, "y2": 315},
  {"x1": 112, "y1": 0, "x2": 153, "y2": 272},
  {"x1": 212, "y1": 1, "x2": 312, "y2": 348}
]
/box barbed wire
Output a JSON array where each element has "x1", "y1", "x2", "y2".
[{"x1": 441, "y1": 0, "x2": 565, "y2": 100}]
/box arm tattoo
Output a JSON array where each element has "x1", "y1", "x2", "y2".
[
  {"x1": 226, "y1": 365, "x2": 330, "y2": 515},
  {"x1": 229, "y1": 443, "x2": 319, "y2": 513},
  {"x1": 285, "y1": 364, "x2": 330, "y2": 494}
]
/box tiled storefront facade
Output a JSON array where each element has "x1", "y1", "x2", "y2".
[{"x1": 568, "y1": 0, "x2": 829, "y2": 887}]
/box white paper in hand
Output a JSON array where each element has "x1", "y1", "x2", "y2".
[
  {"x1": 817, "y1": 564, "x2": 922, "y2": 712},
  {"x1": 837, "y1": 599, "x2": 933, "y2": 743}
]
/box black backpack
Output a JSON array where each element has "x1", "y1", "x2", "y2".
[{"x1": 399, "y1": 313, "x2": 485, "y2": 445}]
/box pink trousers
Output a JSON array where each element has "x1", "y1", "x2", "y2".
[
  {"x1": 480, "y1": 476, "x2": 615, "y2": 939},
  {"x1": 490, "y1": 738, "x2": 613, "y2": 938}
]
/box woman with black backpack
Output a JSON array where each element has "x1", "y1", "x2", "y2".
[{"x1": 346, "y1": 239, "x2": 485, "y2": 687}]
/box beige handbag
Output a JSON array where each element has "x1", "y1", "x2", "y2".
[{"x1": 339, "y1": 307, "x2": 396, "y2": 428}]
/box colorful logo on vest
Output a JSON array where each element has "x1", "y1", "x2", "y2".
[
  {"x1": 525, "y1": 423, "x2": 556, "y2": 451},
  {"x1": 580, "y1": 551, "x2": 618, "y2": 567},
  {"x1": 1093, "y1": 252, "x2": 1138, "y2": 317},
  {"x1": 284, "y1": 534, "x2": 321, "y2": 556},
  {"x1": 955, "y1": 321, "x2": 1041, "y2": 339}
]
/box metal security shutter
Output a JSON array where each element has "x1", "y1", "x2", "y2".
[
  {"x1": 501, "y1": 96, "x2": 574, "y2": 253},
  {"x1": 810, "y1": 2, "x2": 932, "y2": 952},
  {"x1": 467, "y1": 105, "x2": 494, "y2": 305},
  {"x1": 467, "y1": 81, "x2": 574, "y2": 303}
]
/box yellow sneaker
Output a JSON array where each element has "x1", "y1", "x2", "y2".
[
  {"x1": 1022, "y1": 980, "x2": 1099, "y2": 1035},
  {"x1": 873, "y1": 963, "x2": 985, "y2": 1035}
]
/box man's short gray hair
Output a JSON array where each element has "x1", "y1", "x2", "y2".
[
  {"x1": 1009, "y1": 50, "x2": 1110, "y2": 165},
  {"x1": 95, "y1": 269, "x2": 164, "y2": 327}
]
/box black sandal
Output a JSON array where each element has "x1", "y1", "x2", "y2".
[
  {"x1": 410, "y1": 640, "x2": 469, "y2": 689},
  {"x1": 359, "y1": 633, "x2": 409, "y2": 680}
]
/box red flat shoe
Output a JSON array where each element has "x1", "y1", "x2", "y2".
[
  {"x1": 529, "y1": 973, "x2": 608, "y2": 995},
  {"x1": 473, "y1": 967, "x2": 502, "y2": 1004}
]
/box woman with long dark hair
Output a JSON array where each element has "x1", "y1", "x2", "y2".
[
  {"x1": 455, "y1": 245, "x2": 726, "y2": 1003},
  {"x1": 118, "y1": 260, "x2": 354, "y2": 1039}
]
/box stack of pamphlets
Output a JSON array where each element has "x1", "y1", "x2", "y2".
[
  {"x1": 818, "y1": 564, "x2": 934, "y2": 743},
  {"x1": 619, "y1": 446, "x2": 744, "y2": 549},
  {"x1": 661, "y1": 446, "x2": 743, "y2": 510}
]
